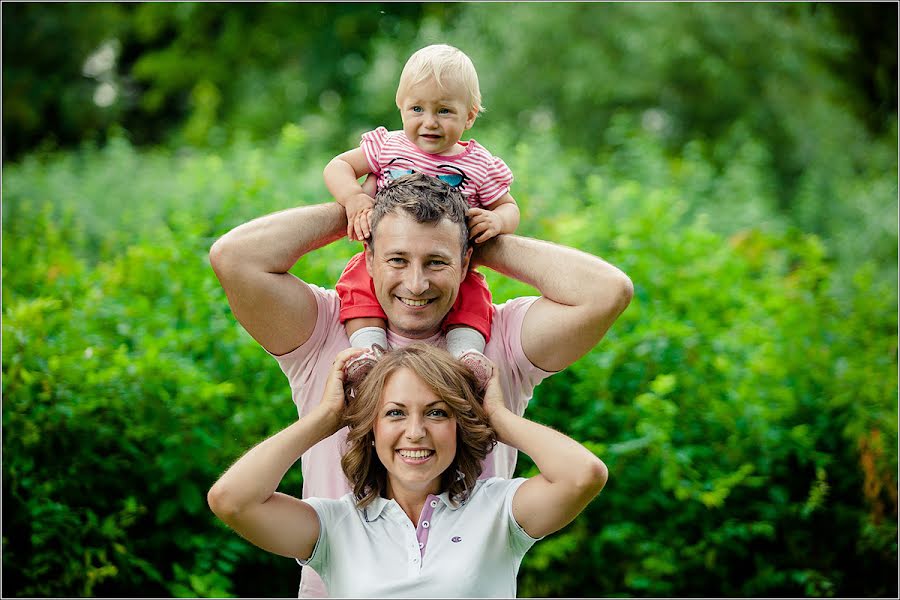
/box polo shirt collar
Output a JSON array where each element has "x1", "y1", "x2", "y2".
[
  {"x1": 436, "y1": 489, "x2": 466, "y2": 511},
  {"x1": 362, "y1": 496, "x2": 392, "y2": 522},
  {"x1": 363, "y1": 488, "x2": 469, "y2": 522}
]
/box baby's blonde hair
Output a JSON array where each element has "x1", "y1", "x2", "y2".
[{"x1": 395, "y1": 44, "x2": 483, "y2": 115}]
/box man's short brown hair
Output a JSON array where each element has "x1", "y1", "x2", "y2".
[{"x1": 369, "y1": 172, "x2": 470, "y2": 259}]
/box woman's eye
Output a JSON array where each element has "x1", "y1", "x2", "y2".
[
  {"x1": 428, "y1": 409, "x2": 449, "y2": 418},
  {"x1": 386, "y1": 409, "x2": 404, "y2": 417}
]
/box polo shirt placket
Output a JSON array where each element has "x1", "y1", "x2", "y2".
[{"x1": 415, "y1": 494, "x2": 440, "y2": 559}]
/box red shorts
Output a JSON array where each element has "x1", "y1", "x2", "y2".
[{"x1": 336, "y1": 252, "x2": 493, "y2": 342}]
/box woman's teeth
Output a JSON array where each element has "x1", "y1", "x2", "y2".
[{"x1": 398, "y1": 449, "x2": 433, "y2": 459}]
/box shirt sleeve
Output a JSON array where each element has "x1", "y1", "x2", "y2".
[
  {"x1": 478, "y1": 154, "x2": 514, "y2": 206},
  {"x1": 501, "y1": 477, "x2": 543, "y2": 557},
  {"x1": 271, "y1": 285, "x2": 346, "y2": 415},
  {"x1": 491, "y1": 296, "x2": 555, "y2": 415},
  {"x1": 295, "y1": 497, "x2": 342, "y2": 571},
  {"x1": 359, "y1": 126, "x2": 390, "y2": 174}
]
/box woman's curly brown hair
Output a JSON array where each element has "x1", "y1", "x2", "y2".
[{"x1": 340, "y1": 343, "x2": 497, "y2": 509}]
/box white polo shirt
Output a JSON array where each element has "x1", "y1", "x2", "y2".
[{"x1": 298, "y1": 477, "x2": 540, "y2": 597}]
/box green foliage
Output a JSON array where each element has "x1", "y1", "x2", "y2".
[
  {"x1": 3, "y1": 117, "x2": 896, "y2": 596},
  {"x1": 513, "y1": 151, "x2": 898, "y2": 596},
  {"x1": 2, "y1": 4, "x2": 897, "y2": 597}
]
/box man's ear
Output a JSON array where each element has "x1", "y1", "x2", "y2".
[
  {"x1": 460, "y1": 246, "x2": 473, "y2": 279},
  {"x1": 365, "y1": 242, "x2": 374, "y2": 277}
]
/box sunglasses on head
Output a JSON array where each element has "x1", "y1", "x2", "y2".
[{"x1": 386, "y1": 167, "x2": 466, "y2": 189}]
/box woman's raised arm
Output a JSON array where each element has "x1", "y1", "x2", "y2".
[{"x1": 207, "y1": 348, "x2": 364, "y2": 558}]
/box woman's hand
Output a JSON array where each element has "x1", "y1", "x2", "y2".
[
  {"x1": 319, "y1": 347, "x2": 368, "y2": 427},
  {"x1": 481, "y1": 360, "x2": 506, "y2": 420}
]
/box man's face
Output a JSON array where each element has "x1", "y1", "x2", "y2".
[{"x1": 366, "y1": 211, "x2": 470, "y2": 339}]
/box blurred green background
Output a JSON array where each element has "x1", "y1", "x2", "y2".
[{"x1": 2, "y1": 2, "x2": 897, "y2": 597}]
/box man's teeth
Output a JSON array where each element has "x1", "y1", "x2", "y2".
[
  {"x1": 400, "y1": 298, "x2": 429, "y2": 307},
  {"x1": 399, "y1": 449, "x2": 433, "y2": 459}
]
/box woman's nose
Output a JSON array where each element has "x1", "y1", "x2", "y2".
[{"x1": 405, "y1": 417, "x2": 425, "y2": 440}]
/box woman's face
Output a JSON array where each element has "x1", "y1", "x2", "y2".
[{"x1": 373, "y1": 367, "x2": 458, "y2": 497}]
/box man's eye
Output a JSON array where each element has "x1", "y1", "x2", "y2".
[
  {"x1": 429, "y1": 260, "x2": 448, "y2": 267},
  {"x1": 388, "y1": 257, "x2": 406, "y2": 265}
]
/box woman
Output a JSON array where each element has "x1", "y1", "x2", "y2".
[{"x1": 208, "y1": 344, "x2": 607, "y2": 597}]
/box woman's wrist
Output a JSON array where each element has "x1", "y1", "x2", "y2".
[{"x1": 306, "y1": 404, "x2": 344, "y2": 439}]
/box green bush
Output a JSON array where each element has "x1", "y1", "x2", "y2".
[{"x1": 3, "y1": 123, "x2": 896, "y2": 597}]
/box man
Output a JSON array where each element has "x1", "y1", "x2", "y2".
[{"x1": 209, "y1": 173, "x2": 632, "y2": 596}]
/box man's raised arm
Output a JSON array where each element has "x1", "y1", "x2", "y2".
[
  {"x1": 476, "y1": 235, "x2": 633, "y2": 373},
  {"x1": 209, "y1": 202, "x2": 347, "y2": 356}
]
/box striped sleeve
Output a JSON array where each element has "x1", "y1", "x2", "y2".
[
  {"x1": 359, "y1": 127, "x2": 390, "y2": 173},
  {"x1": 476, "y1": 154, "x2": 514, "y2": 206}
]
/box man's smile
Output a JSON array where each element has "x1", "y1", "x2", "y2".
[{"x1": 398, "y1": 297, "x2": 434, "y2": 307}]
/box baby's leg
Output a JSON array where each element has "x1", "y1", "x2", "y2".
[
  {"x1": 443, "y1": 270, "x2": 494, "y2": 390},
  {"x1": 337, "y1": 252, "x2": 388, "y2": 388},
  {"x1": 346, "y1": 317, "x2": 388, "y2": 350},
  {"x1": 445, "y1": 324, "x2": 486, "y2": 356}
]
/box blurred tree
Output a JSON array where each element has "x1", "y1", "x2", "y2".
[
  {"x1": 2, "y1": 3, "x2": 130, "y2": 159},
  {"x1": 2, "y1": 2, "x2": 462, "y2": 161},
  {"x1": 821, "y1": 2, "x2": 898, "y2": 133}
]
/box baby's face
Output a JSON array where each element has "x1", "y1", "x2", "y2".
[{"x1": 398, "y1": 76, "x2": 477, "y2": 156}]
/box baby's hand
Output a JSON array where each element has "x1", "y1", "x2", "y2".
[
  {"x1": 344, "y1": 193, "x2": 375, "y2": 242},
  {"x1": 466, "y1": 208, "x2": 504, "y2": 244}
]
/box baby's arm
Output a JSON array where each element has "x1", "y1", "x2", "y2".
[
  {"x1": 323, "y1": 148, "x2": 376, "y2": 241},
  {"x1": 467, "y1": 193, "x2": 520, "y2": 244}
]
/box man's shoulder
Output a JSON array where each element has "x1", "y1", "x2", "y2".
[
  {"x1": 491, "y1": 296, "x2": 539, "y2": 328},
  {"x1": 271, "y1": 285, "x2": 347, "y2": 369}
]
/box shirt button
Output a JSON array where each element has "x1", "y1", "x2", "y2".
[
  {"x1": 430, "y1": 500, "x2": 438, "y2": 508},
  {"x1": 422, "y1": 521, "x2": 430, "y2": 528},
  {"x1": 419, "y1": 542, "x2": 424, "y2": 548},
  {"x1": 413, "y1": 557, "x2": 419, "y2": 563}
]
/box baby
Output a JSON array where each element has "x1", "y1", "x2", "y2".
[{"x1": 323, "y1": 44, "x2": 520, "y2": 389}]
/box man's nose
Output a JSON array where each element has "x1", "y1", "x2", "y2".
[{"x1": 404, "y1": 265, "x2": 429, "y2": 296}]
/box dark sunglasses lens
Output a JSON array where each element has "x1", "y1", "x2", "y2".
[{"x1": 438, "y1": 173, "x2": 464, "y2": 187}]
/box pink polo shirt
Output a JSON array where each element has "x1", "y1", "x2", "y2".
[{"x1": 272, "y1": 285, "x2": 553, "y2": 597}]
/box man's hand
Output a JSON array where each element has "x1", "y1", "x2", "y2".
[
  {"x1": 344, "y1": 193, "x2": 375, "y2": 241},
  {"x1": 467, "y1": 207, "x2": 505, "y2": 244}
]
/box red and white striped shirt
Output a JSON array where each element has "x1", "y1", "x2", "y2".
[{"x1": 360, "y1": 126, "x2": 514, "y2": 208}]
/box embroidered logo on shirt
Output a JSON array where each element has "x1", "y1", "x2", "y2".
[{"x1": 451, "y1": 536, "x2": 462, "y2": 543}]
